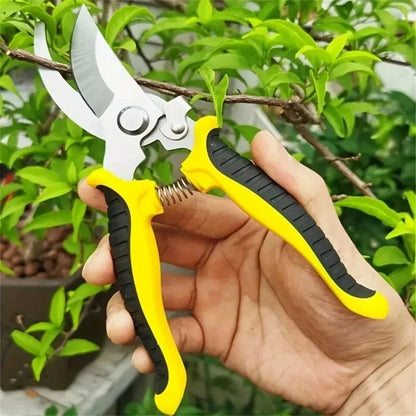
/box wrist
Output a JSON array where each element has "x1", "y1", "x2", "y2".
[{"x1": 333, "y1": 338, "x2": 416, "y2": 416}]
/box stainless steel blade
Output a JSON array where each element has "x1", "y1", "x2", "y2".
[
  {"x1": 71, "y1": 6, "x2": 162, "y2": 121},
  {"x1": 34, "y1": 22, "x2": 105, "y2": 140}
]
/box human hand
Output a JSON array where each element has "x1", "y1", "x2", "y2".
[{"x1": 79, "y1": 131, "x2": 415, "y2": 414}]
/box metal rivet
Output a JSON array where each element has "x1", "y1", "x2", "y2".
[{"x1": 171, "y1": 122, "x2": 185, "y2": 134}]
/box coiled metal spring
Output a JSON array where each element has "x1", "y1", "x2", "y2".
[{"x1": 157, "y1": 177, "x2": 196, "y2": 206}]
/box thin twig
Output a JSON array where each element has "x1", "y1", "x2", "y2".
[
  {"x1": 125, "y1": 25, "x2": 154, "y2": 71},
  {"x1": 295, "y1": 125, "x2": 375, "y2": 197},
  {"x1": 48, "y1": 296, "x2": 96, "y2": 361},
  {"x1": 38, "y1": 105, "x2": 60, "y2": 136},
  {"x1": 379, "y1": 56, "x2": 413, "y2": 67},
  {"x1": 1, "y1": 44, "x2": 316, "y2": 124},
  {"x1": 328, "y1": 153, "x2": 362, "y2": 163},
  {"x1": 331, "y1": 194, "x2": 349, "y2": 202}
]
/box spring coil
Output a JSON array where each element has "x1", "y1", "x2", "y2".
[{"x1": 157, "y1": 177, "x2": 196, "y2": 206}]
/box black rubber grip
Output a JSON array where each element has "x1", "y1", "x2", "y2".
[
  {"x1": 98, "y1": 185, "x2": 168, "y2": 394},
  {"x1": 206, "y1": 129, "x2": 374, "y2": 299}
]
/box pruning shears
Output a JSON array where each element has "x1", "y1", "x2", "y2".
[{"x1": 34, "y1": 6, "x2": 388, "y2": 415}]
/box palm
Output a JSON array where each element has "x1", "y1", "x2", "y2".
[{"x1": 190, "y1": 217, "x2": 408, "y2": 412}]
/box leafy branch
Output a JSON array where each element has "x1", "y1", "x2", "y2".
[
  {"x1": 10, "y1": 283, "x2": 109, "y2": 382},
  {"x1": 0, "y1": 43, "x2": 375, "y2": 197}
]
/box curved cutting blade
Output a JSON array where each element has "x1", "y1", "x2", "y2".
[
  {"x1": 71, "y1": 5, "x2": 162, "y2": 120},
  {"x1": 34, "y1": 22, "x2": 105, "y2": 140}
]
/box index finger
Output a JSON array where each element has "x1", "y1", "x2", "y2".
[{"x1": 78, "y1": 179, "x2": 248, "y2": 239}]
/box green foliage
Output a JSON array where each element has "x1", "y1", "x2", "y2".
[
  {"x1": 336, "y1": 192, "x2": 415, "y2": 294},
  {"x1": 44, "y1": 405, "x2": 77, "y2": 416},
  {"x1": 11, "y1": 283, "x2": 108, "y2": 382},
  {"x1": 199, "y1": 67, "x2": 229, "y2": 126}
]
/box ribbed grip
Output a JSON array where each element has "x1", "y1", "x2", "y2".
[
  {"x1": 206, "y1": 130, "x2": 374, "y2": 299},
  {"x1": 98, "y1": 185, "x2": 168, "y2": 393}
]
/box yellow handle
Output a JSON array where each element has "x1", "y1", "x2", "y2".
[
  {"x1": 181, "y1": 116, "x2": 388, "y2": 320},
  {"x1": 87, "y1": 168, "x2": 186, "y2": 415}
]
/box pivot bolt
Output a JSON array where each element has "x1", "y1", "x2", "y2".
[{"x1": 117, "y1": 106, "x2": 149, "y2": 135}]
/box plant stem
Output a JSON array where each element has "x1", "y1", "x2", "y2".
[
  {"x1": 125, "y1": 25, "x2": 154, "y2": 71},
  {"x1": 295, "y1": 125, "x2": 375, "y2": 197},
  {"x1": 48, "y1": 296, "x2": 95, "y2": 362}
]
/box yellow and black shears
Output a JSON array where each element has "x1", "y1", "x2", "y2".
[{"x1": 34, "y1": 6, "x2": 388, "y2": 415}]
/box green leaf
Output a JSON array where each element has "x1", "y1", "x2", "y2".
[
  {"x1": 334, "y1": 51, "x2": 381, "y2": 65},
  {"x1": 310, "y1": 70, "x2": 328, "y2": 114},
  {"x1": 11, "y1": 330, "x2": 41, "y2": 356},
  {"x1": 212, "y1": 74, "x2": 229, "y2": 127},
  {"x1": 236, "y1": 125, "x2": 260, "y2": 143},
  {"x1": 326, "y1": 32, "x2": 351, "y2": 60},
  {"x1": 67, "y1": 282, "x2": 109, "y2": 305},
  {"x1": 141, "y1": 17, "x2": 197, "y2": 43},
  {"x1": 388, "y1": 265, "x2": 414, "y2": 292},
  {"x1": 26, "y1": 322, "x2": 54, "y2": 333},
  {"x1": 352, "y1": 26, "x2": 389, "y2": 41},
  {"x1": 21, "y1": 5, "x2": 56, "y2": 38},
  {"x1": 0, "y1": 260, "x2": 14, "y2": 276},
  {"x1": 105, "y1": 5, "x2": 153, "y2": 45},
  {"x1": 329, "y1": 62, "x2": 375, "y2": 81},
  {"x1": 375, "y1": 9, "x2": 397, "y2": 33},
  {"x1": 0, "y1": 74, "x2": 21, "y2": 98},
  {"x1": 373, "y1": 246, "x2": 409, "y2": 267},
  {"x1": 23, "y1": 210, "x2": 72, "y2": 232},
  {"x1": 44, "y1": 405, "x2": 58, "y2": 416},
  {"x1": 116, "y1": 38, "x2": 136, "y2": 52},
  {"x1": 52, "y1": 0, "x2": 97, "y2": 22},
  {"x1": 71, "y1": 199, "x2": 87, "y2": 241},
  {"x1": 197, "y1": 0, "x2": 213, "y2": 24},
  {"x1": 49, "y1": 287, "x2": 66, "y2": 328},
  {"x1": 58, "y1": 339, "x2": 99, "y2": 357},
  {"x1": 63, "y1": 407, "x2": 78, "y2": 416},
  {"x1": 199, "y1": 67, "x2": 228, "y2": 127},
  {"x1": 66, "y1": 119, "x2": 83, "y2": 140},
  {"x1": 268, "y1": 72, "x2": 302, "y2": 88},
  {"x1": 404, "y1": 191, "x2": 416, "y2": 217},
  {"x1": 0, "y1": 195, "x2": 32, "y2": 220},
  {"x1": 67, "y1": 300, "x2": 83, "y2": 330},
  {"x1": 39, "y1": 327, "x2": 60, "y2": 356},
  {"x1": 296, "y1": 46, "x2": 333, "y2": 69},
  {"x1": 9, "y1": 145, "x2": 47, "y2": 169},
  {"x1": 16, "y1": 167, "x2": 62, "y2": 187},
  {"x1": 31, "y1": 356, "x2": 47, "y2": 382},
  {"x1": 154, "y1": 161, "x2": 172, "y2": 185},
  {"x1": 262, "y1": 19, "x2": 316, "y2": 50},
  {"x1": 409, "y1": 289, "x2": 416, "y2": 315},
  {"x1": 340, "y1": 101, "x2": 378, "y2": 114},
  {"x1": 386, "y1": 221, "x2": 415, "y2": 239},
  {"x1": 389, "y1": 44, "x2": 416, "y2": 67},
  {"x1": 202, "y1": 52, "x2": 251, "y2": 70},
  {"x1": 323, "y1": 105, "x2": 346, "y2": 137},
  {"x1": 33, "y1": 183, "x2": 72, "y2": 205},
  {"x1": 335, "y1": 197, "x2": 401, "y2": 228}
]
